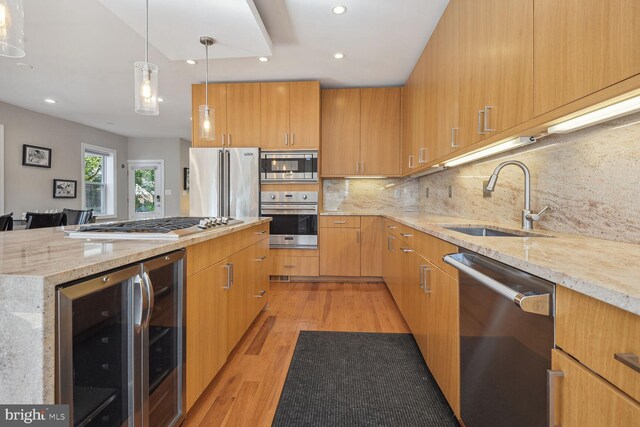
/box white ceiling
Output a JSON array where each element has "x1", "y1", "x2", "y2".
[{"x1": 0, "y1": 0, "x2": 448, "y2": 140}]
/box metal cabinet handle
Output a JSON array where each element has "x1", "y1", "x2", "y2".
[
  {"x1": 547, "y1": 370, "x2": 564, "y2": 427},
  {"x1": 356, "y1": 230, "x2": 360, "y2": 244},
  {"x1": 285, "y1": 133, "x2": 289, "y2": 146},
  {"x1": 443, "y1": 253, "x2": 552, "y2": 316},
  {"x1": 451, "y1": 128, "x2": 459, "y2": 148},
  {"x1": 400, "y1": 232, "x2": 413, "y2": 238},
  {"x1": 400, "y1": 247, "x2": 413, "y2": 253},
  {"x1": 408, "y1": 155, "x2": 415, "y2": 169},
  {"x1": 356, "y1": 162, "x2": 360, "y2": 174},
  {"x1": 222, "y1": 133, "x2": 226, "y2": 146},
  {"x1": 477, "y1": 109, "x2": 486, "y2": 135},
  {"x1": 422, "y1": 265, "x2": 431, "y2": 293},
  {"x1": 256, "y1": 290, "x2": 267, "y2": 298},
  {"x1": 614, "y1": 353, "x2": 640, "y2": 373},
  {"x1": 255, "y1": 230, "x2": 267, "y2": 235},
  {"x1": 228, "y1": 134, "x2": 232, "y2": 146},
  {"x1": 291, "y1": 133, "x2": 294, "y2": 146},
  {"x1": 418, "y1": 147, "x2": 427, "y2": 164},
  {"x1": 133, "y1": 274, "x2": 146, "y2": 329},
  {"x1": 334, "y1": 220, "x2": 347, "y2": 224},
  {"x1": 255, "y1": 256, "x2": 267, "y2": 262},
  {"x1": 224, "y1": 263, "x2": 233, "y2": 289},
  {"x1": 142, "y1": 271, "x2": 154, "y2": 328},
  {"x1": 283, "y1": 264, "x2": 296, "y2": 268},
  {"x1": 387, "y1": 225, "x2": 397, "y2": 229},
  {"x1": 387, "y1": 235, "x2": 395, "y2": 251},
  {"x1": 484, "y1": 106, "x2": 495, "y2": 132}
]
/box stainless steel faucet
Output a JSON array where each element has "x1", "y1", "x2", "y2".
[{"x1": 485, "y1": 160, "x2": 548, "y2": 230}]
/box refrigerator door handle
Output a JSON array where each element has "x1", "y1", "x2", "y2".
[
  {"x1": 142, "y1": 269, "x2": 155, "y2": 328},
  {"x1": 133, "y1": 274, "x2": 147, "y2": 331},
  {"x1": 225, "y1": 150, "x2": 231, "y2": 217},
  {"x1": 218, "y1": 150, "x2": 224, "y2": 217}
]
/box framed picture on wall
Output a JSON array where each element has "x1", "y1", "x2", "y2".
[
  {"x1": 184, "y1": 167, "x2": 190, "y2": 191},
  {"x1": 22, "y1": 144, "x2": 52, "y2": 168},
  {"x1": 53, "y1": 179, "x2": 77, "y2": 199}
]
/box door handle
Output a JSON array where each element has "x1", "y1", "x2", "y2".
[
  {"x1": 477, "y1": 109, "x2": 486, "y2": 135},
  {"x1": 547, "y1": 370, "x2": 564, "y2": 427},
  {"x1": 484, "y1": 106, "x2": 495, "y2": 132},
  {"x1": 291, "y1": 133, "x2": 294, "y2": 146},
  {"x1": 356, "y1": 161, "x2": 359, "y2": 174},
  {"x1": 142, "y1": 270, "x2": 154, "y2": 328},
  {"x1": 224, "y1": 263, "x2": 233, "y2": 289},
  {"x1": 356, "y1": 230, "x2": 360, "y2": 244},
  {"x1": 421, "y1": 265, "x2": 431, "y2": 293},
  {"x1": 387, "y1": 235, "x2": 394, "y2": 251},
  {"x1": 451, "y1": 127, "x2": 459, "y2": 148},
  {"x1": 222, "y1": 133, "x2": 226, "y2": 146},
  {"x1": 408, "y1": 155, "x2": 415, "y2": 169},
  {"x1": 255, "y1": 256, "x2": 267, "y2": 262},
  {"x1": 133, "y1": 274, "x2": 146, "y2": 330},
  {"x1": 228, "y1": 134, "x2": 232, "y2": 146},
  {"x1": 285, "y1": 133, "x2": 289, "y2": 146}
]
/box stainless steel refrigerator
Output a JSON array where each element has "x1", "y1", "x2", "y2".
[{"x1": 189, "y1": 148, "x2": 260, "y2": 218}]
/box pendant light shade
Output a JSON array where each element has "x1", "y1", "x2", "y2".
[
  {"x1": 135, "y1": 0, "x2": 159, "y2": 115},
  {"x1": 0, "y1": 0, "x2": 25, "y2": 58},
  {"x1": 199, "y1": 36, "x2": 215, "y2": 141}
]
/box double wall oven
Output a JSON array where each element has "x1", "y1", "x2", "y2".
[{"x1": 260, "y1": 191, "x2": 318, "y2": 249}]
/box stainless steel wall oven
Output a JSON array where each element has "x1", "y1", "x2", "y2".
[{"x1": 260, "y1": 191, "x2": 318, "y2": 249}]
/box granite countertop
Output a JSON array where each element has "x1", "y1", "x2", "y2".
[
  {"x1": 0, "y1": 217, "x2": 270, "y2": 404},
  {"x1": 321, "y1": 211, "x2": 640, "y2": 316}
]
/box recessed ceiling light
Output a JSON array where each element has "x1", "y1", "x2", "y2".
[
  {"x1": 258, "y1": 56, "x2": 269, "y2": 62},
  {"x1": 332, "y1": 5, "x2": 347, "y2": 14},
  {"x1": 158, "y1": 97, "x2": 165, "y2": 103},
  {"x1": 44, "y1": 98, "x2": 56, "y2": 104},
  {"x1": 334, "y1": 53, "x2": 345, "y2": 59},
  {"x1": 186, "y1": 59, "x2": 197, "y2": 65}
]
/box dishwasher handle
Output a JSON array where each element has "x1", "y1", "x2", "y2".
[{"x1": 443, "y1": 253, "x2": 553, "y2": 316}]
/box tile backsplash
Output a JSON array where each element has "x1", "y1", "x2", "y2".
[{"x1": 323, "y1": 111, "x2": 640, "y2": 244}]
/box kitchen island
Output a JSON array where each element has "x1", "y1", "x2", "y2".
[{"x1": 0, "y1": 217, "x2": 271, "y2": 405}]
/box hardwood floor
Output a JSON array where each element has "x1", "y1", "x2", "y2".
[{"x1": 184, "y1": 281, "x2": 409, "y2": 427}]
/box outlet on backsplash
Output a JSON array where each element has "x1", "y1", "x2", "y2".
[
  {"x1": 425, "y1": 187, "x2": 429, "y2": 198},
  {"x1": 448, "y1": 185, "x2": 453, "y2": 198}
]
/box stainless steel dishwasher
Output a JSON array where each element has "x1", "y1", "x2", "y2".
[{"x1": 444, "y1": 250, "x2": 554, "y2": 427}]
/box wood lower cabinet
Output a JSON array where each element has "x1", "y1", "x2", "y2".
[
  {"x1": 360, "y1": 216, "x2": 383, "y2": 276},
  {"x1": 534, "y1": 0, "x2": 640, "y2": 116},
  {"x1": 551, "y1": 349, "x2": 640, "y2": 426},
  {"x1": 185, "y1": 225, "x2": 269, "y2": 411},
  {"x1": 319, "y1": 226, "x2": 361, "y2": 276}
]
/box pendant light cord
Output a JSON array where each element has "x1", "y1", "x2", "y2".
[
  {"x1": 145, "y1": 0, "x2": 149, "y2": 66},
  {"x1": 205, "y1": 43, "x2": 209, "y2": 107}
]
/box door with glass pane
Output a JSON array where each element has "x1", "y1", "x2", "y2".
[{"x1": 128, "y1": 161, "x2": 164, "y2": 219}]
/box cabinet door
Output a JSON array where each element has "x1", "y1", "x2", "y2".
[
  {"x1": 227, "y1": 83, "x2": 261, "y2": 147},
  {"x1": 260, "y1": 82, "x2": 290, "y2": 149},
  {"x1": 433, "y1": 0, "x2": 461, "y2": 159},
  {"x1": 360, "y1": 88, "x2": 401, "y2": 176},
  {"x1": 251, "y1": 237, "x2": 269, "y2": 315},
  {"x1": 360, "y1": 216, "x2": 383, "y2": 277},
  {"x1": 289, "y1": 81, "x2": 320, "y2": 148},
  {"x1": 426, "y1": 264, "x2": 460, "y2": 416},
  {"x1": 483, "y1": 0, "x2": 533, "y2": 136},
  {"x1": 319, "y1": 227, "x2": 361, "y2": 276},
  {"x1": 409, "y1": 51, "x2": 430, "y2": 170},
  {"x1": 185, "y1": 260, "x2": 229, "y2": 410},
  {"x1": 321, "y1": 89, "x2": 361, "y2": 176},
  {"x1": 400, "y1": 87, "x2": 413, "y2": 175},
  {"x1": 192, "y1": 83, "x2": 227, "y2": 148},
  {"x1": 535, "y1": 0, "x2": 640, "y2": 116},
  {"x1": 551, "y1": 350, "x2": 640, "y2": 426},
  {"x1": 226, "y1": 247, "x2": 250, "y2": 352}
]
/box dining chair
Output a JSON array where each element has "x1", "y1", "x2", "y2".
[
  {"x1": 63, "y1": 208, "x2": 94, "y2": 225},
  {"x1": 0, "y1": 212, "x2": 13, "y2": 231},
  {"x1": 25, "y1": 212, "x2": 68, "y2": 229}
]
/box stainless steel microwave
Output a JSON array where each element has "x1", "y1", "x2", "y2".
[{"x1": 260, "y1": 150, "x2": 318, "y2": 183}]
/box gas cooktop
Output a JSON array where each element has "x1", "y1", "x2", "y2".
[{"x1": 67, "y1": 217, "x2": 243, "y2": 240}]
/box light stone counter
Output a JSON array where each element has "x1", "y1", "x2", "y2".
[
  {"x1": 321, "y1": 211, "x2": 640, "y2": 316},
  {"x1": 0, "y1": 217, "x2": 270, "y2": 405}
]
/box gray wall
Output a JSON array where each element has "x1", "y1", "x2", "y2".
[
  {"x1": 127, "y1": 137, "x2": 191, "y2": 217},
  {"x1": 0, "y1": 101, "x2": 128, "y2": 219}
]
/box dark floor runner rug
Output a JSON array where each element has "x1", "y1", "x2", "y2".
[{"x1": 272, "y1": 331, "x2": 460, "y2": 427}]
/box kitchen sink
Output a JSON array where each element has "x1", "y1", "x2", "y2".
[{"x1": 444, "y1": 226, "x2": 551, "y2": 238}]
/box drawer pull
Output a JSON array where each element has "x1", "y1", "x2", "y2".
[
  {"x1": 256, "y1": 290, "x2": 267, "y2": 298},
  {"x1": 387, "y1": 225, "x2": 397, "y2": 229},
  {"x1": 255, "y1": 230, "x2": 267, "y2": 235},
  {"x1": 614, "y1": 353, "x2": 640, "y2": 373},
  {"x1": 283, "y1": 264, "x2": 296, "y2": 268},
  {"x1": 333, "y1": 220, "x2": 347, "y2": 224},
  {"x1": 547, "y1": 370, "x2": 564, "y2": 427},
  {"x1": 400, "y1": 233, "x2": 413, "y2": 238},
  {"x1": 400, "y1": 247, "x2": 413, "y2": 253}
]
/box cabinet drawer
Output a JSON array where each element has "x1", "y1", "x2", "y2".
[
  {"x1": 551, "y1": 349, "x2": 640, "y2": 426},
  {"x1": 319, "y1": 216, "x2": 361, "y2": 228},
  {"x1": 556, "y1": 286, "x2": 640, "y2": 402},
  {"x1": 272, "y1": 256, "x2": 319, "y2": 276},
  {"x1": 412, "y1": 231, "x2": 458, "y2": 278},
  {"x1": 383, "y1": 219, "x2": 403, "y2": 241}
]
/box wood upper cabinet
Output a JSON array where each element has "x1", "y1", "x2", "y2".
[
  {"x1": 551, "y1": 350, "x2": 640, "y2": 427},
  {"x1": 192, "y1": 83, "x2": 228, "y2": 148},
  {"x1": 360, "y1": 216, "x2": 383, "y2": 277},
  {"x1": 360, "y1": 88, "x2": 401, "y2": 176},
  {"x1": 321, "y1": 89, "x2": 361, "y2": 176},
  {"x1": 534, "y1": 0, "x2": 640, "y2": 116},
  {"x1": 459, "y1": 0, "x2": 533, "y2": 146},
  {"x1": 185, "y1": 260, "x2": 229, "y2": 410},
  {"x1": 226, "y1": 83, "x2": 261, "y2": 147},
  {"x1": 319, "y1": 226, "x2": 361, "y2": 277},
  {"x1": 261, "y1": 81, "x2": 320, "y2": 149},
  {"x1": 322, "y1": 87, "x2": 401, "y2": 177},
  {"x1": 289, "y1": 81, "x2": 320, "y2": 148}
]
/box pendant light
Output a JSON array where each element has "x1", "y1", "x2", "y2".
[
  {"x1": 0, "y1": 0, "x2": 25, "y2": 58},
  {"x1": 199, "y1": 36, "x2": 215, "y2": 141},
  {"x1": 134, "y1": 0, "x2": 159, "y2": 115}
]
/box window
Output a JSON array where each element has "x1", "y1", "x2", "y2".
[{"x1": 82, "y1": 144, "x2": 116, "y2": 217}]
